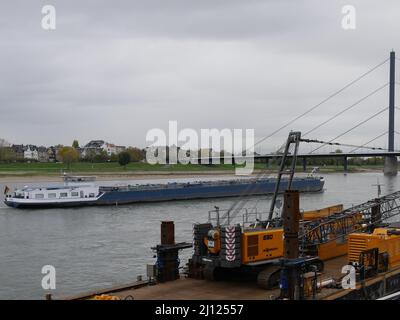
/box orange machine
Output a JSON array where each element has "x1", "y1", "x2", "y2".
[
  {"x1": 348, "y1": 227, "x2": 400, "y2": 269},
  {"x1": 203, "y1": 204, "x2": 350, "y2": 266},
  {"x1": 203, "y1": 229, "x2": 221, "y2": 254},
  {"x1": 241, "y1": 228, "x2": 284, "y2": 264},
  {"x1": 197, "y1": 204, "x2": 365, "y2": 288},
  {"x1": 239, "y1": 204, "x2": 350, "y2": 264},
  {"x1": 307, "y1": 212, "x2": 364, "y2": 260},
  {"x1": 302, "y1": 204, "x2": 343, "y2": 221}
]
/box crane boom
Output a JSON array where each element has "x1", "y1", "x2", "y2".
[{"x1": 268, "y1": 131, "x2": 302, "y2": 221}]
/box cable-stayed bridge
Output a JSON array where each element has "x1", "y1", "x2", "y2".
[{"x1": 202, "y1": 51, "x2": 400, "y2": 175}]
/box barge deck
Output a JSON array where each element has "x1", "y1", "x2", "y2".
[
  {"x1": 63, "y1": 255, "x2": 400, "y2": 300},
  {"x1": 62, "y1": 256, "x2": 344, "y2": 300}
]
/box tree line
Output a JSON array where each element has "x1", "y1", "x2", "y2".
[{"x1": 0, "y1": 139, "x2": 145, "y2": 168}]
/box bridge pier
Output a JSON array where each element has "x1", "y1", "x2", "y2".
[
  {"x1": 302, "y1": 157, "x2": 307, "y2": 172},
  {"x1": 384, "y1": 156, "x2": 398, "y2": 175},
  {"x1": 265, "y1": 158, "x2": 269, "y2": 169},
  {"x1": 343, "y1": 156, "x2": 348, "y2": 172}
]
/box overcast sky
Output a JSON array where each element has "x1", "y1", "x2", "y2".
[{"x1": 1, "y1": 0, "x2": 399, "y2": 153}]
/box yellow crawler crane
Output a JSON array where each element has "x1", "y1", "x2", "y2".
[
  {"x1": 203, "y1": 204, "x2": 349, "y2": 262},
  {"x1": 301, "y1": 210, "x2": 364, "y2": 260},
  {"x1": 192, "y1": 132, "x2": 375, "y2": 288},
  {"x1": 199, "y1": 204, "x2": 354, "y2": 288}
]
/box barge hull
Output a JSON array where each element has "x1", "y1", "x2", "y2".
[
  {"x1": 97, "y1": 177, "x2": 324, "y2": 204},
  {"x1": 5, "y1": 177, "x2": 324, "y2": 209}
]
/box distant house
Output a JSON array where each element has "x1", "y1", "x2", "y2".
[
  {"x1": 47, "y1": 146, "x2": 56, "y2": 162},
  {"x1": 37, "y1": 146, "x2": 49, "y2": 162},
  {"x1": 81, "y1": 140, "x2": 105, "y2": 158},
  {"x1": 24, "y1": 145, "x2": 38, "y2": 161},
  {"x1": 85, "y1": 140, "x2": 105, "y2": 149},
  {"x1": 11, "y1": 145, "x2": 25, "y2": 161},
  {"x1": 103, "y1": 143, "x2": 117, "y2": 156},
  {"x1": 82, "y1": 140, "x2": 126, "y2": 158}
]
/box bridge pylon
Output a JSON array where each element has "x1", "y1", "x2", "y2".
[{"x1": 384, "y1": 51, "x2": 397, "y2": 175}]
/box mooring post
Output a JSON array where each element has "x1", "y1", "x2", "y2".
[
  {"x1": 384, "y1": 51, "x2": 397, "y2": 175},
  {"x1": 282, "y1": 190, "x2": 300, "y2": 260},
  {"x1": 280, "y1": 190, "x2": 302, "y2": 300},
  {"x1": 161, "y1": 221, "x2": 175, "y2": 245}
]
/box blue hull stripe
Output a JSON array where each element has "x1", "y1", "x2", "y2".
[{"x1": 98, "y1": 179, "x2": 324, "y2": 204}]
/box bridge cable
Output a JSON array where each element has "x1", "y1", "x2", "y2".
[
  {"x1": 309, "y1": 107, "x2": 389, "y2": 153},
  {"x1": 303, "y1": 83, "x2": 389, "y2": 137},
  {"x1": 302, "y1": 137, "x2": 399, "y2": 152},
  {"x1": 221, "y1": 140, "x2": 288, "y2": 224},
  {"x1": 226, "y1": 59, "x2": 390, "y2": 223},
  {"x1": 250, "y1": 58, "x2": 389, "y2": 151},
  {"x1": 348, "y1": 131, "x2": 388, "y2": 153}
]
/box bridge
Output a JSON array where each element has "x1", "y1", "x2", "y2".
[
  {"x1": 196, "y1": 51, "x2": 400, "y2": 174},
  {"x1": 199, "y1": 151, "x2": 400, "y2": 172}
]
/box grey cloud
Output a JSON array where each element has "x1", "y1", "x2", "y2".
[{"x1": 0, "y1": 0, "x2": 399, "y2": 153}]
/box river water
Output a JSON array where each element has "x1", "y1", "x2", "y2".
[{"x1": 0, "y1": 172, "x2": 399, "y2": 299}]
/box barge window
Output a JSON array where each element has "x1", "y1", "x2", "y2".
[
  {"x1": 35, "y1": 194, "x2": 44, "y2": 199},
  {"x1": 60, "y1": 192, "x2": 68, "y2": 198},
  {"x1": 71, "y1": 191, "x2": 79, "y2": 197},
  {"x1": 89, "y1": 193, "x2": 95, "y2": 198},
  {"x1": 48, "y1": 193, "x2": 56, "y2": 198}
]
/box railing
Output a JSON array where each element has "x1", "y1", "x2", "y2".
[
  {"x1": 207, "y1": 207, "x2": 266, "y2": 227},
  {"x1": 300, "y1": 190, "x2": 400, "y2": 248}
]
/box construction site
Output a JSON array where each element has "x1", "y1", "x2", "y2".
[{"x1": 60, "y1": 132, "x2": 400, "y2": 301}]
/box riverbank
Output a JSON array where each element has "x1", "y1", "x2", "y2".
[
  {"x1": 0, "y1": 171, "x2": 242, "y2": 183},
  {"x1": 0, "y1": 161, "x2": 385, "y2": 182},
  {"x1": 0, "y1": 161, "x2": 385, "y2": 173},
  {"x1": 0, "y1": 163, "x2": 384, "y2": 179}
]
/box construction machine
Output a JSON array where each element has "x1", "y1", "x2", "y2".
[
  {"x1": 190, "y1": 131, "x2": 364, "y2": 288},
  {"x1": 191, "y1": 202, "x2": 356, "y2": 288},
  {"x1": 348, "y1": 226, "x2": 400, "y2": 279}
]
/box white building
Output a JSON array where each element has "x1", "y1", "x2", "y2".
[
  {"x1": 103, "y1": 143, "x2": 117, "y2": 156},
  {"x1": 82, "y1": 140, "x2": 125, "y2": 157},
  {"x1": 24, "y1": 145, "x2": 39, "y2": 161}
]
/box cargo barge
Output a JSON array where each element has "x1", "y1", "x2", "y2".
[{"x1": 3, "y1": 174, "x2": 324, "y2": 209}]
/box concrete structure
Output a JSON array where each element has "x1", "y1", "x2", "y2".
[
  {"x1": 23, "y1": 145, "x2": 38, "y2": 161},
  {"x1": 82, "y1": 140, "x2": 126, "y2": 158},
  {"x1": 384, "y1": 51, "x2": 397, "y2": 175},
  {"x1": 37, "y1": 146, "x2": 49, "y2": 162},
  {"x1": 81, "y1": 140, "x2": 105, "y2": 158},
  {"x1": 103, "y1": 143, "x2": 117, "y2": 156},
  {"x1": 47, "y1": 146, "x2": 57, "y2": 162}
]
